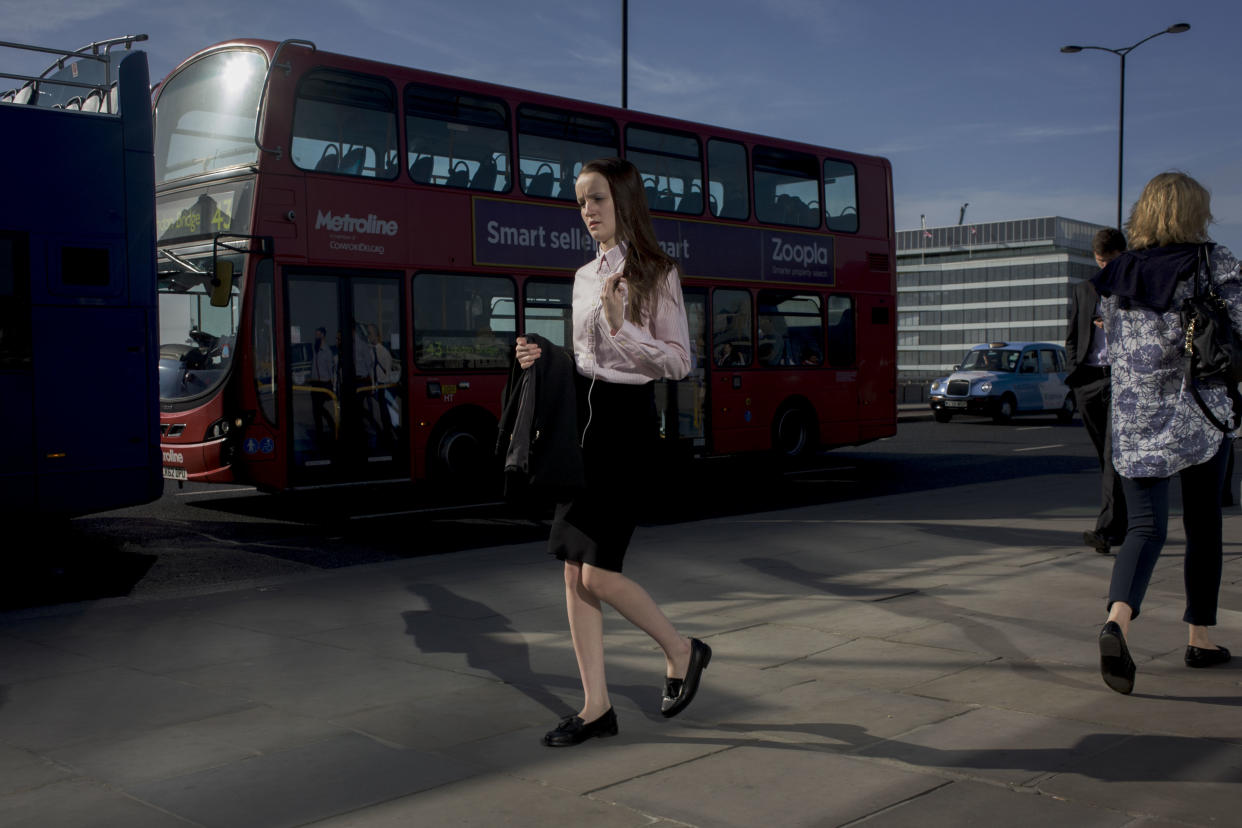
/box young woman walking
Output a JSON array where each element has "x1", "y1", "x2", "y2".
[
  {"x1": 514, "y1": 157, "x2": 711, "y2": 746},
  {"x1": 1093, "y1": 171, "x2": 1239, "y2": 694}
]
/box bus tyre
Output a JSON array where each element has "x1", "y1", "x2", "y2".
[
  {"x1": 1057, "y1": 393, "x2": 1076, "y2": 423},
  {"x1": 772, "y1": 403, "x2": 816, "y2": 458},
  {"x1": 933, "y1": 409, "x2": 952, "y2": 423},
  {"x1": 431, "y1": 414, "x2": 497, "y2": 491},
  {"x1": 992, "y1": 394, "x2": 1016, "y2": 424}
]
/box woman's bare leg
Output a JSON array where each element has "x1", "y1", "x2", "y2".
[
  {"x1": 564, "y1": 562, "x2": 610, "y2": 720},
  {"x1": 581, "y1": 563, "x2": 691, "y2": 678}
]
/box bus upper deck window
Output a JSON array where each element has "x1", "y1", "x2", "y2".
[
  {"x1": 292, "y1": 69, "x2": 399, "y2": 180},
  {"x1": 405, "y1": 83, "x2": 511, "y2": 192}
]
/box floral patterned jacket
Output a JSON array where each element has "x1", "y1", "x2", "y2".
[{"x1": 1100, "y1": 244, "x2": 1242, "y2": 479}]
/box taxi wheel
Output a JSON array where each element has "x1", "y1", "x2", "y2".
[
  {"x1": 1057, "y1": 393, "x2": 1076, "y2": 423},
  {"x1": 992, "y1": 394, "x2": 1016, "y2": 424},
  {"x1": 933, "y1": 409, "x2": 952, "y2": 423}
]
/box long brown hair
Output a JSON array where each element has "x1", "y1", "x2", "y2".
[
  {"x1": 579, "y1": 157, "x2": 680, "y2": 324},
  {"x1": 1126, "y1": 171, "x2": 1213, "y2": 249}
]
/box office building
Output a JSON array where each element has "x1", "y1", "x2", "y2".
[{"x1": 895, "y1": 216, "x2": 1109, "y2": 394}]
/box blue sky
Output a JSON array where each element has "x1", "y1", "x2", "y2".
[{"x1": 9, "y1": 0, "x2": 1241, "y2": 252}]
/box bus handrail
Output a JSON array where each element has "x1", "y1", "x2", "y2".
[
  {"x1": 0, "y1": 34, "x2": 147, "y2": 111},
  {"x1": 253, "y1": 38, "x2": 316, "y2": 161}
]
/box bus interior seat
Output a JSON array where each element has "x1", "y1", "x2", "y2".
[
  {"x1": 1, "y1": 89, "x2": 14, "y2": 103},
  {"x1": 470, "y1": 157, "x2": 498, "y2": 190},
  {"x1": 14, "y1": 81, "x2": 34, "y2": 104},
  {"x1": 106, "y1": 82, "x2": 119, "y2": 113},
  {"x1": 656, "y1": 189, "x2": 676, "y2": 211},
  {"x1": 315, "y1": 145, "x2": 341, "y2": 172},
  {"x1": 446, "y1": 161, "x2": 470, "y2": 188},
  {"x1": 410, "y1": 155, "x2": 434, "y2": 183},
  {"x1": 64, "y1": 96, "x2": 84, "y2": 110},
  {"x1": 339, "y1": 147, "x2": 365, "y2": 175},
  {"x1": 528, "y1": 170, "x2": 554, "y2": 197},
  {"x1": 81, "y1": 89, "x2": 103, "y2": 112},
  {"x1": 680, "y1": 189, "x2": 703, "y2": 214}
]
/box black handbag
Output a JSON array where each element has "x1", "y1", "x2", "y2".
[{"x1": 1181, "y1": 243, "x2": 1242, "y2": 431}]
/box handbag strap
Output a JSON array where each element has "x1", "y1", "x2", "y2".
[{"x1": 1184, "y1": 242, "x2": 1240, "y2": 431}]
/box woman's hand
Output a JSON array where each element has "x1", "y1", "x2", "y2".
[
  {"x1": 602, "y1": 273, "x2": 626, "y2": 334},
  {"x1": 515, "y1": 336, "x2": 542, "y2": 369}
]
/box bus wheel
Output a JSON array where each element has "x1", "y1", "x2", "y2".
[
  {"x1": 992, "y1": 394, "x2": 1016, "y2": 424},
  {"x1": 772, "y1": 404, "x2": 816, "y2": 458},
  {"x1": 431, "y1": 414, "x2": 497, "y2": 491}
]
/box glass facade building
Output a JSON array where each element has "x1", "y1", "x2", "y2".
[{"x1": 895, "y1": 216, "x2": 1108, "y2": 383}]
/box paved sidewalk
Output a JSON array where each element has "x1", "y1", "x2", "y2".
[{"x1": 1, "y1": 464, "x2": 1239, "y2": 827}]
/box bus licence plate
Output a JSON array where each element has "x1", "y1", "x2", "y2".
[
  {"x1": 163, "y1": 466, "x2": 188, "y2": 481},
  {"x1": 945, "y1": 400, "x2": 967, "y2": 408}
]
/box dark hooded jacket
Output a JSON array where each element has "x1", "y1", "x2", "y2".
[
  {"x1": 1091, "y1": 243, "x2": 1208, "y2": 312},
  {"x1": 495, "y1": 333, "x2": 584, "y2": 503}
]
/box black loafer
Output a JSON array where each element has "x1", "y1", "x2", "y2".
[
  {"x1": 661, "y1": 638, "x2": 712, "y2": 718},
  {"x1": 1099, "y1": 621, "x2": 1136, "y2": 695},
  {"x1": 542, "y1": 708, "x2": 618, "y2": 747},
  {"x1": 1082, "y1": 531, "x2": 1111, "y2": 554},
  {"x1": 1185, "y1": 644, "x2": 1231, "y2": 668}
]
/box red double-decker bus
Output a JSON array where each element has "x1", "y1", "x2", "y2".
[{"x1": 153, "y1": 38, "x2": 895, "y2": 492}]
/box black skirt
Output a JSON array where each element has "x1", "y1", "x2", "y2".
[{"x1": 548, "y1": 373, "x2": 657, "y2": 573}]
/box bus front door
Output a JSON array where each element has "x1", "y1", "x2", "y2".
[{"x1": 285, "y1": 271, "x2": 406, "y2": 485}]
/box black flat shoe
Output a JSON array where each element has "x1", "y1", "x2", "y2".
[
  {"x1": 1185, "y1": 644, "x2": 1231, "y2": 668},
  {"x1": 661, "y1": 638, "x2": 712, "y2": 718},
  {"x1": 1082, "y1": 531, "x2": 1112, "y2": 554},
  {"x1": 541, "y1": 708, "x2": 618, "y2": 747},
  {"x1": 1099, "y1": 621, "x2": 1136, "y2": 695}
]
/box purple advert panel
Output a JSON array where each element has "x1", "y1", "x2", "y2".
[{"x1": 472, "y1": 197, "x2": 834, "y2": 285}]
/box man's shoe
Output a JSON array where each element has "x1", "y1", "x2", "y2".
[
  {"x1": 542, "y1": 708, "x2": 618, "y2": 747},
  {"x1": 1099, "y1": 621, "x2": 1136, "y2": 695},
  {"x1": 1083, "y1": 531, "x2": 1111, "y2": 554},
  {"x1": 661, "y1": 638, "x2": 712, "y2": 718},
  {"x1": 1185, "y1": 645, "x2": 1231, "y2": 668}
]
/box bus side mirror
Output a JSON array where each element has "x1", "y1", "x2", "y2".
[{"x1": 209, "y1": 261, "x2": 234, "y2": 308}]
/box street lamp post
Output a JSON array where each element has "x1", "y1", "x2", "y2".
[{"x1": 1061, "y1": 23, "x2": 1190, "y2": 230}]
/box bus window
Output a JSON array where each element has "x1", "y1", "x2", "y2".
[
  {"x1": 753, "y1": 146, "x2": 819, "y2": 229},
  {"x1": 413, "y1": 273, "x2": 515, "y2": 370},
  {"x1": 827, "y1": 295, "x2": 855, "y2": 367},
  {"x1": 405, "y1": 83, "x2": 511, "y2": 192},
  {"x1": 517, "y1": 105, "x2": 617, "y2": 201},
  {"x1": 292, "y1": 69, "x2": 399, "y2": 179},
  {"x1": 154, "y1": 49, "x2": 266, "y2": 184},
  {"x1": 626, "y1": 126, "x2": 703, "y2": 214},
  {"x1": 758, "y1": 292, "x2": 823, "y2": 367},
  {"x1": 824, "y1": 158, "x2": 858, "y2": 232},
  {"x1": 712, "y1": 288, "x2": 752, "y2": 367},
  {"x1": 157, "y1": 253, "x2": 243, "y2": 400},
  {"x1": 524, "y1": 280, "x2": 573, "y2": 347},
  {"x1": 707, "y1": 139, "x2": 748, "y2": 220},
  {"x1": 0, "y1": 231, "x2": 31, "y2": 369}
]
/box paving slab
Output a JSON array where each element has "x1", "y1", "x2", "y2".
[
  {"x1": 854, "y1": 779, "x2": 1134, "y2": 827},
  {"x1": 596, "y1": 744, "x2": 946, "y2": 827},
  {"x1": 0, "y1": 664, "x2": 251, "y2": 752},
  {"x1": 1038, "y1": 735, "x2": 1242, "y2": 825},
  {"x1": 302, "y1": 773, "x2": 663, "y2": 827},
  {"x1": 0, "y1": 777, "x2": 194, "y2": 828},
  {"x1": 127, "y1": 732, "x2": 479, "y2": 828},
  {"x1": 855, "y1": 706, "x2": 1133, "y2": 786}
]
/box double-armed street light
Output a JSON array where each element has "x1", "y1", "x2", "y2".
[{"x1": 1061, "y1": 23, "x2": 1190, "y2": 229}]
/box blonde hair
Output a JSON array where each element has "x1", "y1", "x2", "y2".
[{"x1": 1125, "y1": 171, "x2": 1213, "y2": 249}]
